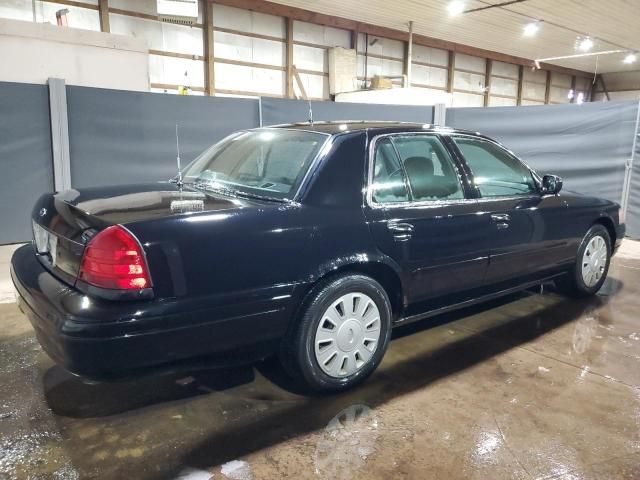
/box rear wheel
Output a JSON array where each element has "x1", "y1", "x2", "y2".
[
  {"x1": 280, "y1": 274, "x2": 392, "y2": 393},
  {"x1": 556, "y1": 224, "x2": 611, "y2": 297}
]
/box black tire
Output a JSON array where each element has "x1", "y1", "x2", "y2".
[
  {"x1": 280, "y1": 274, "x2": 392, "y2": 394},
  {"x1": 556, "y1": 224, "x2": 611, "y2": 297}
]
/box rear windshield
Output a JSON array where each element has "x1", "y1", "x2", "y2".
[{"x1": 182, "y1": 129, "x2": 328, "y2": 200}]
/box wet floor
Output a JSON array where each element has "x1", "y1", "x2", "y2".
[{"x1": 1, "y1": 250, "x2": 640, "y2": 479}]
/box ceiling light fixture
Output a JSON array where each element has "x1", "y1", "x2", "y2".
[
  {"x1": 447, "y1": 0, "x2": 466, "y2": 16},
  {"x1": 523, "y1": 21, "x2": 540, "y2": 37},
  {"x1": 578, "y1": 37, "x2": 594, "y2": 52},
  {"x1": 623, "y1": 53, "x2": 637, "y2": 64}
]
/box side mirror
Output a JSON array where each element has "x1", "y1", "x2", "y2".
[{"x1": 541, "y1": 174, "x2": 563, "y2": 195}]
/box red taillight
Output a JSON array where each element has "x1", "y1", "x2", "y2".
[{"x1": 79, "y1": 225, "x2": 151, "y2": 290}]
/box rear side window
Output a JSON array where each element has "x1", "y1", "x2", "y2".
[
  {"x1": 371, "y1": 138, "x2": 410, "y2": 203},
  {"x1": 453, "y1": 137, "x2": 537, "y2": 197},
  {"x1": 391, "y1": 135, "x2": 464, "y2": 202}
]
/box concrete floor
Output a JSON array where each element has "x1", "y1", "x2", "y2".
[{"x1": 1, "y1": 243, "x2": 640, "y2": 479}]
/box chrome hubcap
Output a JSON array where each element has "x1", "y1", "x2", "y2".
[
  {"x1": 581, "y1": 235, "x2": 607, "y2": 287},
  {"x1": 314, "y1": 293, "x2": 381, "y2": 378}
]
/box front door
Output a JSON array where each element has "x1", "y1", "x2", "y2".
[
  {"x1": 449, "y1": 134, "x2": 570, "y2": 285},
  {"x1": 364, "y1": 133, "x2": 492, "y2": 305}
]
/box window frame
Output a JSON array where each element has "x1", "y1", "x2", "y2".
[
  {"x1": 449, "y1": 133, "x2": 542, "y2": 200},
  {"x1": 366, "y1": 132, "x2": 471, "y2": 208}
]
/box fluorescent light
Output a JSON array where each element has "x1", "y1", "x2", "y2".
[
  {"x1": 578, "y1": 37, "x2": 594, "y2": 52},
  {"x1": 523, "y1": 21, "x2": 540, "y2": 37},
  {"x1": 447, "y1": 0, "x2": 465, "y2": 16},
  {"x1": 623, "y1": 53, "x2": 637, "y2": 64}
]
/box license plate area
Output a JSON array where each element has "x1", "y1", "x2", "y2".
[{"x1": 33, "y1": 221, "x2": 58, "y2": 266}]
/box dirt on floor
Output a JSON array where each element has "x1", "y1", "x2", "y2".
[{"x1": 1, "y1": 249, "x2": 640, "y2": 479}]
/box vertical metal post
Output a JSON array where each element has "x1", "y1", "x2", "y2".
[
  {"x1": 48, "y1": 78, "x2": 72, "y2": 192},
  {"x1": 405, "y1": 21, "x2": 413, "y2": 88},
  {"x1": 433, "y1": 103, "x2": 447, "y2": 126},
  {"x1": 258, "y1": 97, "x2": 263, "y2": 127},
  {"x1": 620, "y1": 98, "x2": 640, "y2": 220}
]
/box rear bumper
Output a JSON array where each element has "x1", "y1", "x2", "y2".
[{"x1": 11, "y1": 244, "x2": 294, "y2": 379}]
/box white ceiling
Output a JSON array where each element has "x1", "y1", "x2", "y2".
[{"x1": 271, "y1": 0, "x2": 640, "y2": 73}]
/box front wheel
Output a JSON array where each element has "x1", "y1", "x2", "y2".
[
  {"x1": 556, "y1": 224, "x2": 611, "y2": 297},
  {"x1": 280, "y1": 274, "x2": 392, "y2": 393}
]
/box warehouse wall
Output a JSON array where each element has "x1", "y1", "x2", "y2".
[
  {"x1": 0, "y1": 0, "x2": 585, "y2": 107},
  {"x1": 593, "y1": 71, "x2": 640, "y2": 102},
  {"x1": 0, "y1": 18, "x2": 149, "y2": 90}
]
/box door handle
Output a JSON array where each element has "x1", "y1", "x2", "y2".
[
  {"x1": 387, "y1": 221, "x2": 414, "y2": 241},
  {"x1": 490, "y1": 213, "x2": 511, "y2": 222}
]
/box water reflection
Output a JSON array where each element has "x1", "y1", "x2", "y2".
[{"x1": 314, "y1": 404, "x2": 378, "y2": 479}]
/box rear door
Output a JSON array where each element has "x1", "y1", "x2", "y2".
[
  {"x1": 364, "y1": 133, "x2": 492, "y2": 304},
  {"x1": 449, "y1": 134, "x2": 570, "y2": 284}
]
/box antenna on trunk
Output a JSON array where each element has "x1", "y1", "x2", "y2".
[
  {"x1": 308, "y1": 100, "x2": 314, "y2": 126},
  {"x1": 175, "y1": 124, "x2": 183, "y2": 187}
]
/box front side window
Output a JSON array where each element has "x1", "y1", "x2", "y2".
[
  {"x1": 453, "y1": 137, "x2": 537, "y2": 197},
  {"x1": 183, "y1": 129, "x2": 327, "y2": 199}
]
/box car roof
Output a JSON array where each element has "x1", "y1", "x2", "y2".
[{"x1": 263, "y1": 121, "x2": 484, "y2": 137}]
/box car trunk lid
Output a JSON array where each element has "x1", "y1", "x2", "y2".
[{"x1": 31, "y1": 182, "x2": 270, "y2": 286}]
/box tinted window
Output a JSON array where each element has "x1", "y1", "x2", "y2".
[
  {"x1": 453, "y1": 137, "x2": 537, "y2": 197},
  {"x1": 392, "y1": 135, "x2": 464, "y2": 201},
  {"x1": 183, "y1": 129, "x2": 327, "y2": 199},
  {"x1": 371, "y1": 138, "x2": 410, "y2": 203}
]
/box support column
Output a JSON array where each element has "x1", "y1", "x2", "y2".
[
  {"x1": 48, "y1": 78, "x2": 71, "y2": 192},
  {"x1": 204, "y1": 0, "x2": 215, "y2": 95},
  {"x1": 98, "y1": 0, "x2": 109, "y2": 32},
  {"x1": 517, "y1": 65, "x2": 524, "y2": 106},
  {"x1": 433, "y1": 103, "x2": 446, "y2": 126},
  {"x1": 286, "y1": 17, "x2": 294, "y2": 98}
]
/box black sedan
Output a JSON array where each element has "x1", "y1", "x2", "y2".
[{"x1": 11, "y1": 122, "x2": 625, "y2": 393}]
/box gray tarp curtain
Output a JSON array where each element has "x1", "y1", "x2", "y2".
[
  {"x1": 260, "y1": 98, "x2": 434, "y2": 126},
  {"x1": 626, "y1": 113, "x2": 640, "y2": 238},
  {"x1": 0, "y1": 82, "x2": 54, "y2": 244},
  {"x1": 66, "y1": 86, "x2": 260, "y2": 188},
  {"x1": 446, "y1": 101, "x2": 639, "y2": 209},
  {"x1": 1, "y1": 80, "x2": 639, "y2": 244}
]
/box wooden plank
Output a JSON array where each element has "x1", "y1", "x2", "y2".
[
  {"x1": 215, "y1": 57, "x2": 285, "y2": 71},
  {"x1": 216, "y1": 88, "x2": 285, "y2": 98},
  {"x1": 356, "y1": 51, "x2": 403, "y2": 63},
  {"x1": 41, "y1": 0, "x2": 98, "y2": 10},
  {"x1": 447, "y1": 51, "x2": 455, "y2": 93},
  {"x1": 98, "y1": 0, "x2": 109, "y2": 32},
  {"x1": 214, "y1": 26, "x2": 284, "y2": 43},
  {"x1": 109, "y1": 6, "x2": 204, "y2": 28},
  {"x1": 208, "y1": 0, "x2": 592, "y2": 79},
  {"x1": 204, "y1": 0, "x2": 215, "y2": 95},
  {"x1": 286, "y1": 17, "x2": 294, "y2": 98},
  {"x1": 484, "y1": 59, "x2": 492, "y2": 107},
  {"x1": 517, "y1": 65, "x2": 524, "y2": 106},
  {"x1": 544, "y1": 70, "x2": 551, "y2": 104},
  {"x1": 149, "y1": 49, "x2": 205, "y2": 61},
  {"x1": 411, "y1": 60, "x2": 448, "y2": 70},
  {"x1": 292, "y1": 65, "x2": 308, "y2": 100},
  {"x1": 150, "y1": 83, "x2": 206, "y2": 92}
]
